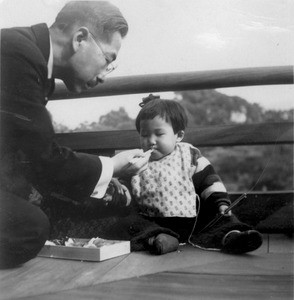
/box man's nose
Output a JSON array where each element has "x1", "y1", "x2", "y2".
[
  {"x1": 97, "y1": 74, "x2": 105, "y2": 84},
  {"x1": 88, "y1": 76, "x2": 104, "y2": 88}
]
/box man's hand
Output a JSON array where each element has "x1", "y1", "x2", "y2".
[
  {"x1": 219, "y1": 205, "x2": 232, "y2": 216},
  {"x1": 112, "y1": 149, "x2": 152, "y2": 178}
]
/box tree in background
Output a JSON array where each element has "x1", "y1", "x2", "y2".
[
  {"x1": 52, "y1": 121, "x2": 72, "y2": 133},
  {"x1": 176, "y1": 90, "x2": 293, "y2": 192},
  {"x1": 98, "y1": 107, "x2": 135, "y2": 130},
  {"x1": 176, "y1": 90, "x2": 293, "y2": 126},
  {"x1": 73, "y1": 107, "x2": 135, "y2": 132}
]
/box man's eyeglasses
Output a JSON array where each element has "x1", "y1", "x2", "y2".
[{"x1": 89, "y1": 32, "x2": 117, "y2": 75}]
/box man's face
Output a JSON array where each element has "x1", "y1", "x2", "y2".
[{"x1": 64, "y1": 30, "x2": 122, "y2": 93}]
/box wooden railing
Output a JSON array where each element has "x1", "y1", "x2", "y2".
[
  {"x1": 56, "y1": 122, "x2": 293, "y2": 156},
  {"x1": 50, "y1": 65, "x2": 293, "y2": 100}
]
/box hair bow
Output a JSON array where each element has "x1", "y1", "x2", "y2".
[{"x1": 139, "y1": 94, "x2": 160, "y2": 107}]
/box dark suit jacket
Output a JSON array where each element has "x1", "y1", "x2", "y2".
[{"x1": 0, "y1": 23, "x2": 103, "y2": 200}]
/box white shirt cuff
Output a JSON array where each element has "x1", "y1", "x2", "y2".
[{"x1": 90, "y1": 156, "x2": 114, "y2": 199}]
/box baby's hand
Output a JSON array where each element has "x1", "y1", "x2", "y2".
[
  {"x1": 219, "y1": 205, "x2": 232, "y2": 216},
  {"x1": 103, "y1": 178, "x2": 132, "y2": 207}
]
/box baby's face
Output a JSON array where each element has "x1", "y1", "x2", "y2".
[{"x1": 139, "y1": 116, "x2": 181, "y2": 161}]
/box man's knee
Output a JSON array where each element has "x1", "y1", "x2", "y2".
[{"x1": 0, "y1": 191, "x2": 50, "y2": 268}]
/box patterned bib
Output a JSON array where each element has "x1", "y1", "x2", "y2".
[{"x1": 131, "y1": 143, "x2": 198, "y2": 217}]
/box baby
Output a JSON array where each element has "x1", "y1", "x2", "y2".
[{"x1": 130, "y1": 94, "x2": 263, "y2": 254}]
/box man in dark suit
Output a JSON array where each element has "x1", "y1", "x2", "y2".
[{"x1": 0, "y1": 1, "x2": 150, "y2": 268}]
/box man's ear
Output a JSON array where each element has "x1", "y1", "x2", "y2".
[
  {"x1": 72, "y1": 27, "x2": 90, "y2": 52},
  {"x1": 176, "y1": 130, "x2": 185, "y2": 142}
]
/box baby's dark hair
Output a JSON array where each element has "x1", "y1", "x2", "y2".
[{"x1": 135, "y1": 94, "x2": 188, "y2": 133}]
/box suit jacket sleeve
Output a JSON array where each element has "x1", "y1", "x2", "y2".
[{"x1": 0, "y1": 25, "x2": 111, "y2": 200}]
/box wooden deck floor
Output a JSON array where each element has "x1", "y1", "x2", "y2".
[{"x1": 0, "y1": 234, "x2": 293, "y2": 300}]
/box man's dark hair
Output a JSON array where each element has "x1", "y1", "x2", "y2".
[
  {"x1": 52, "y1": 1, "x2": 128, "y2": 40},
  {"x1": 136, "y1": 98, "x2": 188, "y2": 133}
]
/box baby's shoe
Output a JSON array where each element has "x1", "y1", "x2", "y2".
[
  {"x1": 222, "y1": 229, "x2": 263, "y2": 254},
  {"x1": 148, "y1": 233, "x2": 179, "y2": 255}
]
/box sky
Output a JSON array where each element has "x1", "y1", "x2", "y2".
[{"x1": 1, "y1": 0, "x2": 293, "y2": 128}]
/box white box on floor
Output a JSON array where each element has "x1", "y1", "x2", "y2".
[{"x1": 38, "y1": 238, "x2": 130, "y2": 262}]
